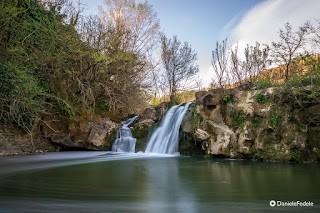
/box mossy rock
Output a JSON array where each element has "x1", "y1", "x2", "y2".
[
  {"x1": 305, "y1": 105, "x2": 320, "y2": 125},
  {"x1": 132, "y1": 125, "x2": 154, "y2": 152},
  {"x1": 306, "y1": 126, "x2": 320, "y2": 161},
  {"x1": 261, "y1": 144, "x2": 291, "y2": 161},
  {"x1": 179, "y1": 131, "x2": 204, "y2": 156},
  {"x1": 103, "y1": 128, "x2": 117, "y2": 151}
]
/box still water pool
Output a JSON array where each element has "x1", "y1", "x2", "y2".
[{"x1": 0, "y1": 152, "x2": 319, "y2": 213}]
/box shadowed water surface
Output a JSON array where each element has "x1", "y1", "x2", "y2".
[{"x1": 0, "y1": 152, "x2": 319, "y2": 213}]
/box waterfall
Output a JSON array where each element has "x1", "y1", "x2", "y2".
[
  {"x1": 145, "y1": 102, "x2": 191, "y2": 154},
  {"x1": 112, "y1": 116, "x2": 138, "y2": 153}
]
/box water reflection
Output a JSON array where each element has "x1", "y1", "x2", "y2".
[
  {"x1": 144, "y1": 158, "x2": 196, "y2": 213},
  {"x1": 0, "y1": 153, "x2": 319, "y2": 213}
]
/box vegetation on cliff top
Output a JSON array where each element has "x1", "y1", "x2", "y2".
[{"x1": 0, "y1": 0, "x2": 147, "y2": 130}]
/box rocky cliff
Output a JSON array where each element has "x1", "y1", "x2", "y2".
[
  {"x1": 2, "y1": 87, "x2": 319, "y2": 163},
  {"x1": 180, "y1": 87, "x2": 320, "y2": 162}
]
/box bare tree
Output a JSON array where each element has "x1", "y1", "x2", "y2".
[
  {"x1": 75, "y1": 0, "x2": 162, "y2": 113},
  {"x1": 211, "y1": 38, "x2": 229, "y2": 88},
  {"x1": 100, "y1": 0, "x2": 160, "y2": 56},
  {"x1": 99, "y1": 0, "x2": 161, "y2": 107},
  {"x1": 242, "y1": 42, "x2": 270, "y2": 84},
  {"x1": 230, "y1": 43, "x2": 244, "y2": 86},
  {"x1": 271, "y1": 22, "x2": 311, "y2": 81},
  {"x1": 309, "y1": 19, "x2": 320, "y2": 53},
  {"x1": 40, "y1": 0, "x2": 84, "y2": 26},
  {"x1": 160, "y1": 34, "x2": 199, "y2": 102}
]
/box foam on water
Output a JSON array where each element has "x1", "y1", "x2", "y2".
[{"x1": 0, "y1": 151, "x2": 178, "y2": 175}]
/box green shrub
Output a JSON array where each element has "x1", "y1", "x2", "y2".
[
  {"x1": 255, "y1": 93, "x2": 269, "y2": 104},
  {"x1": 290, "y1": 148, "x2": 302, "y2": 162},
  {"x1": 253, "y1": 116, "x2": 262, "y2": 128},
  {"x1": 270, "y1": 111, "x2": 281, "y2": 128},
  {"x1": 254, "y1": 79, "x2": 274, "y2": 89},
  {"x1": 97, "y1": 100, "x2": 110, "y2": 110},
  {"x1": 0, "y1": 62, "x2": 44, "y2": 131},
  {"x1": 234, "y1": 110, "x2": 246, "y2": 128},
  {"x1": 222, "y1": 94, "x2": 235, "y2": 104},
  {"x1": 192, "y1": 113, "x2": 203, "y2": 129}
]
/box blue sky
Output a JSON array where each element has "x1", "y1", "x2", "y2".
[
  {"x1": 80, "y1": 0, "x2": 320, "y2": 86},
  {"x1": 143, "y1": 0, "x2": 262, "y2": 86}
]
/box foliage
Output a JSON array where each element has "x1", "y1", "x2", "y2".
[
  {"x1": 254, "y1": 78, "x2": 279, "y2": 89},
  {"x1": 0, "y1": 0, "x2": 160, "y2": 133},
  {"x1": 233, "y1": 110, "x2": 246, "y2": 128},
  {"x1": 221, "y1": 94, "x2": 235, "y2": 104},
  {"x1": 253, "y1": 149, "x2": 263, "y2": 160},
  {"x1": 286, "y1": 54, "x2": 320, "y2": 88},
  {"x1": 252, "y1": 116, "x2": 262, "y2": 128},
  {"x1": 191, "y1": 104, "x2": 204, "y2": 129},
  {"x1": 290, "y1": 148, "x2": 302, "y2": 162},
  {"x1": 270, "y1": 111, "x2": 281, "y2": 128},
  {"x1": 255, "y1": 93, "x2": 269, "y2": 104},
  {"x1": 0, "y1": 62, "x2": 44, "y2": 131},
  {"x1": 149, "y1": 90, "x2": 196, "y2": 106}
]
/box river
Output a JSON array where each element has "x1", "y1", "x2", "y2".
[{"x1": 0, "y1": 151, "x2": 319, "y2": 213}]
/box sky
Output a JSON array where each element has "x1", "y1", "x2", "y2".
[{"x1": 79, "y1": 0, "x2": 320, "y2": 87}]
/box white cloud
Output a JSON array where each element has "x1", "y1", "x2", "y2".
[
  {"x1": 198, "y1": 65, "x2": 214, "y2": 87},
  {"x1": 231, "y1": 0, "x2": 320, "y2": 48}
]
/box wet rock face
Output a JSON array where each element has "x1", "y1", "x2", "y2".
[
  {"x1": 183, "y1": 88, "x2": 320, "y2": 162},
  {"x1": 131, "y1": 107, "x2": 162, "y2": 152}
]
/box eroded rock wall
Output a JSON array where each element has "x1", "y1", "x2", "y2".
[
  {"x1": 181, "y1": 87, "x2": 320, "y2": 162},
  {"x1": 41, "y1": 115, "x2": 117, "y2": 150}
]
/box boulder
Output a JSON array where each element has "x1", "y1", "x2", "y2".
[
  {"x1": 87, "y1": 119, "x2": 117, "y2": 148},
  {"x1": 135, "y1": 119, "x2": 155, "y2": 128},
  {"x1": 195, "y1": 90, "x2": 207, "y2": 102},
  {"x1": 202, "y1": 94, "x2": 216, "y2": 108},
  {"x1": 205, "y1": 121, "x2": 235, "y2": 155},
  {"x1": 42, "y1": 116, "x2": 117, "y2": 150},
  {"x1": 139, "y1": 107, "x2": 158, "y2": 122}
]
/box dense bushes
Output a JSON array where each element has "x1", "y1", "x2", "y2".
[{"x1": 0, "y1": 0, "x2": 157, "y2": 132}]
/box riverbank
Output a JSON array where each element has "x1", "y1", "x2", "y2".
[{"x1": 0, "y1": 126, "x2": 58, "y2": 156}]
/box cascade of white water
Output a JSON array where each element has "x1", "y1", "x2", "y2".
[
  {"x1": 112, "y1": 116, "x2": 138, "y2": 152},
  {"x1": 145, "y1": 103, "x2": 191, "y2": 154}
]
